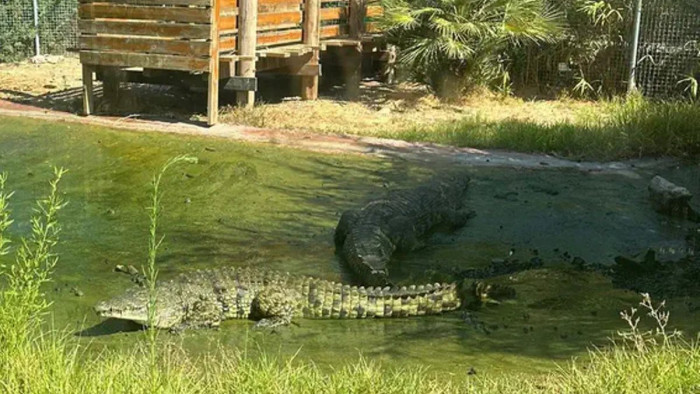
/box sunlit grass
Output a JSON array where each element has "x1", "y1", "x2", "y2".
[{"x1": 397, "y1": 95, "x2": 700, "y2": 160}]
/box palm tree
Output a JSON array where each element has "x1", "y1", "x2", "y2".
[{"x1": 379, "y1": 0, "x2": 563, "y2": 97}]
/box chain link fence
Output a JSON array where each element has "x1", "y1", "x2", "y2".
[
  {"x1": 0, "y1": 0, "x2": 78, "y2": 62},
  {"x1": 636, "y1": 0, "x2": 700, "y2": 98},
  {"x1": 509, "y1": 0, "x2": 699, "y2": 99}
]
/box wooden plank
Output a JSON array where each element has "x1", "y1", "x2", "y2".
[
  {"x1": 80, "y1": 36, "x2": 211, "y2": 57},
  {"x1": 257, "y1": 29, "x2": 302, "y2": 46},
  {"x1": 79, "y1": 0, "x2": 211, "y2": 6},
  {"x1": 78, "y1": 19, "x2": 210, "y2": 38},
  {"x1": 320, "y1": 24, "x2": 343, "y2": 38},
  {"x1": 365, "y1": 21, "x2": 379, "y2": 32},
  {"x1": 79, "y1": 4, "x2": 211, "y2": 23},
  {"x1": 220, "y1": 15, "x2": 238, "y2": 30},
  {"x1": 257, "y1": 22, "x2": 299, "y2": 32},
  {"x1": 219, "y1": 36, "x2": 237, "y2": 51},
  {"x1": 257, "y1": 11, "x2": 301, "y2": 27},
  {"x1": 81, "y1": 64, "x2": 94, "y2": 116},
  {"x1": 366, "y1": 4, "x2": 381, "y2": 17},
  {"x1": 208, "y1": 0, "x2": 220, "y2": 125},
  {"x1": 258, "y1": 0, "x2": 300, "y2": 6},
  {"x1": 220, "y1": 0, "x2": 237, "y2": 8},
  {"x1": 258, "y1": 3, "x2": 299, "y2": 12},
  {"x1": 320, "y1": 7, "x2": 344, "y2": 21},
  {"x1": 80, "y1": 50, "x2": 210, "y2": 71}
]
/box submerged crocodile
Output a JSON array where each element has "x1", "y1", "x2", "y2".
[
  {"x1": 335, "y1": 174, "x2": 474, "y2": 285},
  {"x1": 94, "y1": 267, "x2": 497, "y2": 330}
]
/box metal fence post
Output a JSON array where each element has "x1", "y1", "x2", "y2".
[
  {"x1": 627, "y1": 0, "x2": 643, "y2": 95},
  {"x1": 31, "y1": 0, "x2": 41, "y2": 56}
]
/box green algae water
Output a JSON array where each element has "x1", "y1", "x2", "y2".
[{"x1": 1, "y1": 116, "x2": 699, "y2": 377}]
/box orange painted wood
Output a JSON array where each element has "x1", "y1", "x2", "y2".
[
  {"x1": 80, "y1": 36, "x2": 211, "y2": 56},
  {"x1": 365, "y1": 21, "x2": 379, "y2": 32},
  {"x1": 366, "y1": 4, "x2": 382, "y2": 17},
  {"x1": 79, "y1": 4, "x2": 211, "y2": 23},
  {"x1": 257, "y1": 11, "x2": 301, "y2": 27},
  {"x1": 258, "y1": 0, "x2": 300, "y2": 6},
  {"x1": 220, "y1": 15, "x2": 238, "y2": 30},
  {"x1": 79, "y1": 0, "x2": 211, "y2": 6},
  {"x1": 320, "y1": 7, "x2": 344, "y2": 20},
  {"x1": 80, "y1": 50, "x2": 210, "y2": 71},
  {"x1": 257, "y1": 29, "x2": 302, "y2": 46},
  {"x1": 220, "y1": 0, "x2": 237, "y2": 8},
  {"x1": 320, "y1": 24, "x2": 343, "y2": 37},
  {"x1": 219, "y1": 36, "x2": 237, "y2": 51},
  {"x1": 79, "y1": 19, "x2": 210, "y2": 38}
]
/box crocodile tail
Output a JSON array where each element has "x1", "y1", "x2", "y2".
[{"x1": 313, "y1": 282, "x2": 460, "y2": 319}]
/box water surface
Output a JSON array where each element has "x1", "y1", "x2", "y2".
[{"x1": 1, "y1": 116, "x2": 698, "y2": 377}]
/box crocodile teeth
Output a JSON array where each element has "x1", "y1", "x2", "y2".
[
  {"x1": 434, "y1": 283, "x2": 441, "y2": 289},
  {"x1": 408, "y1": 285, "x2": 416, "y2": 291},
  {"x1": 383, "y1": 286, "x2": 391, "y2": 292},
  {"x1": 425, "y1": 284, "x2": 433, "y2": 291}
]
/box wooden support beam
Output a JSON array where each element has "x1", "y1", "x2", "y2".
[
  {"x1": 348, "y1": 0, "x2": 365, "y2": 38},
  {"x1": 101, "y1": 66, "x2": 124, "y2": 106},
  {"x1": 340, "y1": 45, "x2": 361, "y2": 100},
  {"x1": 208, "y1": 0, "x2": 221, "y2": 125},
  {"x1": 81, "y1": 64, "x2": 94, "y2": 116},
  {"x1": 237, "y1": 0, "x2": 257, "y2": 107},
  {"x1": 300, "y1": 0, "x2": 319, "y2": 100}
]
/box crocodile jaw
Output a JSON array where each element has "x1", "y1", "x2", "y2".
[{"x1": 95, "y1": 304, "x2": 149, "y2": 326}]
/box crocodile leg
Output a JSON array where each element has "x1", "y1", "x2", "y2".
[
  {"x1": 179, "y1": 295, "x2": 223, "y2": 330},
  {"x1": 439, "y1": 208, "x2": 476, "y2": 229},
  {"x1": 251, "y1": 286, "x2": 298, "y2": 329},
  {"x1": 386, "y1": 215, "x2": 424, "y2": 251},
  {"x1": 334, "y1": 209, "x2": 361, "y2": 247}
]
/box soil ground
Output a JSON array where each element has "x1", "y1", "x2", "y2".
[{"x1": 0, "y1": 55, "x2": 597, "y2": 135}]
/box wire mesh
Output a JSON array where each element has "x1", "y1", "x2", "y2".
[
  {"x1": 636, "y1": 0, "x2": 700, "y2": 98},
  {"x1": 0, "y1": 0, "x2": 77, "y2": 61}
]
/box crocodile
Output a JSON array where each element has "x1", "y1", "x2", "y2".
[
  {"x1": 334, "y1": 173, "x2": 474, "y2": 285},
  {"x1": 94, "y1": 267, "x2": 500, "y2": 330}
]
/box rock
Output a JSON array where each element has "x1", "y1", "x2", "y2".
[
  {"x1": 114, "y1": 264, "x2": 128, "y2": 274},
  {"x1": 71, "y1": 287, "x2": 84, "y2": 297},
  {"x1": 648, "y1": 176, "x2": 699, "y2": 220},
  {"x1": 127, "y1": 265, "x2": 140, "y2": 276}
]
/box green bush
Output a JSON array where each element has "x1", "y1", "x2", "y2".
[{"x1": 378, "y1": 0, "x2": 563, "y2": 98}]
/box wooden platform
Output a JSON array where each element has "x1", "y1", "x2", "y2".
[{"x1": 78, "y1": 0, "x2": 386, "y2": 125}]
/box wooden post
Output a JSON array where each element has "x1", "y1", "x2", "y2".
[
  {"x1": 81, "y1": 64, "x2": 94, "y2": 116},
  {"x1": 102, "y1": 66, "x2": 123, "y2": 106},
  {"x1": 341, "y1": 45, "x2": 362, "y2": 100},
  {"x1": 301, "y1": 0, "x2": 320, "y2": 100},
  {"x1": 237, "y1": 0, "x2": 257, "y2": 107},
  {"x1": 207, "y1": 0, "x2": 221, "y2": 125},
  {"x1": 348, "y1": 0, "x2": 365, "y2": 39},
  {"x1": 345, "y1": 0, "x2": 365, "y2": 100}
]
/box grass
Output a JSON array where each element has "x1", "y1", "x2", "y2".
[
  {"x1": 396, "y1": 95, "x2": 700, "y2": 160},
  {"x1": 222, "y1": 92, "x2": 700, "y2": 161},
  {"x1": 1, "y1": 165, "x2": 699, "y2": 393}
]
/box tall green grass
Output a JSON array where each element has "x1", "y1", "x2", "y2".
[
  {"x1": 396, "y1": 95, "x2": 700, "y2": 160},
  {"x1": 0, "y1": 166, "x2": 699, "y2": 393}
]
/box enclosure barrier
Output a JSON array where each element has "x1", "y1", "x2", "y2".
[{"x1": 78, "y1": 0, "x2": 384, "y2": 125}]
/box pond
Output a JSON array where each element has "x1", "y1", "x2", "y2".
[{"x1": 1, "y1": 116, "x2": 698, "y2": 377}]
